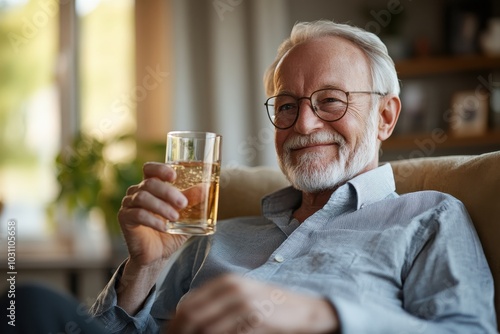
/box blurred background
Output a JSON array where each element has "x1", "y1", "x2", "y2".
[{"x1": 1, "y1": 0, "x2": 500, "y2": 304}]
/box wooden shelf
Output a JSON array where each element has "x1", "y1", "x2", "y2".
[
  {"x1": 383, "y1": 130, "x2": 500, "y2": 153},
  {"x1": 396, "y1": 54, "x2": 500, "y2": 78},
  {"x1": 390, "y1": 55, "x2": 500, "y2": 158}
]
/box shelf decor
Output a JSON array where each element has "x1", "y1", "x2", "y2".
[{"x1": 449, "y1": 90, "x2": 489, "y2": 137}]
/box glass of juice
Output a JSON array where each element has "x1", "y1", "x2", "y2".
[{"x1": 165, "y1": 131, "x2": 222, "y2": 236}]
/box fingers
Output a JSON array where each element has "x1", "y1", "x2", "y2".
[
  {"x1": 173, "y1": 294, "x2": 246, "y2": 333},
  {"x1": 170, "y1": 275, "x2": 339, "y2": 334},
  {"x1": 124, "y1": 179, "x2": 184, "y2": 216},
  {"x1": 170, "y1": 275, "x2": 258, "y2": 334},
  {"x1": 143, "y1": 162, "x2": 177, "y2": 182},
  {"x1": 118, "y1": 163, "x2": 187, "y2": 233},
  {"x1": 182, "y1": 183, "x2": 209, "y2": 207}
]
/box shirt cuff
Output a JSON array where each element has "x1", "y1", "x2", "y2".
[
  {"x1": 330, "y1": 296, "x2": 429, "y2": 334},
  {"x1": 89, "y1": 259, "x2": 158, "y2": 333}
]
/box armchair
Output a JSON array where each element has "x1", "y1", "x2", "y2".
[{"x1": 218, "y1": 151, "x2": 500, "y2": 327}]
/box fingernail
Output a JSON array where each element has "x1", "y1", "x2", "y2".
[
  {"x1": 171, "y1": 211, "x2": 179, "y2": 221},
  {"x1": 177, "y1": 197, "x2": 188, "y2": 208}
]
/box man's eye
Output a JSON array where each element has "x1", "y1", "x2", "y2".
[
  {"x1": 277, "y1": 104, "x2": 297, "y2": 112},
  {"x1": 321, "y1": 97, "x2": 342, "y2": 103}
]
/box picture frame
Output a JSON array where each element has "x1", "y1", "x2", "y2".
[{"x1": 449, "y1": 90, "x2": 489, "y2": 137}]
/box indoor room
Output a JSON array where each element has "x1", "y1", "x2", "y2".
[{"x1": 1, "y1": 0, "x2": 499, "y2": 332}]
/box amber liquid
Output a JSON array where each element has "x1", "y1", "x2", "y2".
[{"x1": 167, "y1": 161, "x2": 220, "y2": 235}]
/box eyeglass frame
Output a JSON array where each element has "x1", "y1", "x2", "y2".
[{"x1": 264, "y1": 88, "x2": 387, "y2": 130}]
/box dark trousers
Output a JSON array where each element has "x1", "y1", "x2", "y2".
[{"x1": 1, "y1": 283, "x2": 107, "y2": 334}]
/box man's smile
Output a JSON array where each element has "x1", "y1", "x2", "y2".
[{"x1": 291, "y1": 142, "x2": 338, "y2": 151}]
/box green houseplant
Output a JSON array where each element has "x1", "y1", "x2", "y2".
[{"x1": 52, "y1": 132, "x2": 144, "y2": 237}]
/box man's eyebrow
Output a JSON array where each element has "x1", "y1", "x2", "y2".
[
  {"x1": 275, "y1": 90, "x2": 295, "y2": 96},
  {"x1": 274, "y1": 84, "x2": 344, "y2": 96},
  {"x1": 319, "y1": 84, "x2": 343, "y2": 90}
]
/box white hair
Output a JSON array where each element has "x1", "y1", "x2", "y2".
[{"x1": 264, "y1": 20, "x2": 400, "y2": 97}]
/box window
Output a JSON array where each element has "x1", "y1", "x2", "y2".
[
  {"x1": 0, "y1": 0, "x2": 135, "y2": 242},
  {"x1": 78, "y1": 0, "x2": 135, "y2": 140},
  {"x1": 0, "y1": 0, "x2": 59, "y2": 239}
]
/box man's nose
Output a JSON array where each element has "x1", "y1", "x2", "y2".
[{"x1": 293, "y1": 98, "x2": 323, "y2": 133}]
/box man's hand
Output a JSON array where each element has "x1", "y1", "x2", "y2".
[
  {"x1": 119, "y1": 162, "x2": 191, "y2": 267},
  {"x1": 168, "y1": 274, "x2": 339, "y2": 334},
  {"x1": 117, "y1": 162, "x2": 191, "y2": 315}
]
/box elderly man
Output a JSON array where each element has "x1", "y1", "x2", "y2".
[{"x1": 90, "y1": 21, "x2": 497, "y2": 333}]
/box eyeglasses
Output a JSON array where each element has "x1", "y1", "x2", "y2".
[{"x1": 264, "y1": 88, "x2": 386, "y2": 129}]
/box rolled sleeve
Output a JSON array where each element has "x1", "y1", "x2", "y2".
[{"x1": 89, "y1": 261, "x2": 162, "y2": 333}]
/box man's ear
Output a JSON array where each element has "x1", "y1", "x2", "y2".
[{"x1": 377, "y1": 94, "x2": 401, "y2": 142}]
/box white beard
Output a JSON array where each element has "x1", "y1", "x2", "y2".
[{"x1": 278, "y1": 111, "x2": 379, "y2": 193}]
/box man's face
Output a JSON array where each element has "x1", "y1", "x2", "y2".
[{"x1": 273, "y1": 36, "x2": 381, "y2": 193}]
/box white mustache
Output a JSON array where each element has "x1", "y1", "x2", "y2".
[{"x1": 283, "y1": 132, "x2": 346, "y2": 151}]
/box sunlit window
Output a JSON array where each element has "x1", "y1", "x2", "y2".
[
  {"x1": 0, "y1": 0, "x2": 135, "y2": 241},
  {"x1": 73, "y1": 0, "x2": 136, "y2": 237},
  {"x1": 0, "y1": 0, "x2": 59, "y2": 239},
  {"x1": 78, "y1": 0, "x2": 135, "y2": 140}
]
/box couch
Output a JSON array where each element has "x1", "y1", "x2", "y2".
[{"x1": 218, "y1": 150, "x2": 500, "y2": 327}]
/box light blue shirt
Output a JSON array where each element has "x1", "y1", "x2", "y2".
[{"x1": 90, "y1": 164, "x2": 497, "y2": 333}]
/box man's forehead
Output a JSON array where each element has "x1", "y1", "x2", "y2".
[
  {"x1": 278, "y1": 36, "x2": 365, "y2": 65},
  {"x1": 273, "y1": 36, "x2": 371, "y2": 93}
]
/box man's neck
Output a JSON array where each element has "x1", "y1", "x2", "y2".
[{"x1": 293, "y1": 189, "x2": 336, "y2": 223}]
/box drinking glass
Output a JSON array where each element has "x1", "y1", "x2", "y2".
[{"x1": 165, "y1": 131, "x2": 222, "y2": 235}]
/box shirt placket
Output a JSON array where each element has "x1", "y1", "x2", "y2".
[{"x1": 243, "y1": 207, "x2": 340, "y2": 281}]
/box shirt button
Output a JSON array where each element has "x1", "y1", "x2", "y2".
[{"x1": 274, "y1": 255, "x2": 284, "y2": 263}]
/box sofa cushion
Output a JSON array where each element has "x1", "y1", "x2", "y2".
[{"x1": 219, "y1": 166, "x2": 290, "y2": 220}]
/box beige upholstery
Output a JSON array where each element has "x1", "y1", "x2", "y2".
[{"x1": 218, "y1": 151, "x2": 500, "y2": 327}]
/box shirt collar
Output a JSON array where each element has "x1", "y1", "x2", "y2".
[
  {"x1": 346, "y1": 163, "x2": 396, "y2": 210},
  {"x1": 262, "y1": 163, "x2": 396, "y2": 216},
  {"x1": 261, "y1": 186, "x2": 302, "y2": 217}
]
